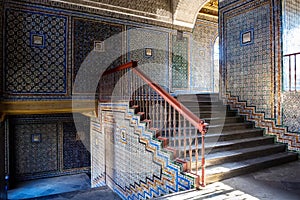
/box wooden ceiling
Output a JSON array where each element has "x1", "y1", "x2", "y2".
[{"x1": 199, "y1": 0, "x2": 218, "y2": 18}]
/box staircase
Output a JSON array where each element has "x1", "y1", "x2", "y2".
[{"x1": 167, "y1": 93, "x2": 298, "y2": 184}]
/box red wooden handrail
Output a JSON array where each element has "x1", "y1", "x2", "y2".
[
  {"x1": 102, "y1": 61, "x2": 137, "y2": 76},
  {"x1": 102, "y1": 61, "x2": 207, "y2": 133},
  {"x1": 132, "y1": 67, "x2": 207, "y2": 133},
  {"x1": 283, "y1": 52, "x2": 300, "y2": 57}
]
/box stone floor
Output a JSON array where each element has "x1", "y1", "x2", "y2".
[
  {"x1": 6, "y1": 159, "x2": 300, "y2": 200},
  {"x1": 8, "y1": 173, "x2": 91, "y2": 200}
]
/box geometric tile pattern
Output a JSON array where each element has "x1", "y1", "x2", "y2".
[
  {"x1": 220, "y1": 0, "x2": 274, "y2": 119},
  {"x1": 11, "y1": 114, "x2": 91, "y2": 181},
  {"x1": 13, "y1": 123, "x2": 58, "y2": 176},
  {"x1": 282, "y1": 92, "x2": 300, "y2": 133},
  {"x1": 4, "y1": 9, "x2": 67, "y2": 94},
  {"x1": 92, "y1": 103, "x2": 194, "y2": 200},
  {"x1": 91, "y1": 117, "x2": 106, "y2": 187},
  {"x1": 73, "y1": 18, "x2": 123, "y2": 94},
  {"x1": 63, "y1": 122, "x2": 91, "y2": 170},
  {"x1": 191, "y1": 19, "x2": 218, "y2": 92},
  {"x1": 226, "y1": 93, "x2": 300, "y2": 152},
  {"x1": 127, "y1": 27, "x2": 169, "y2": 90},
  {"x1": 172, "y1": 35, "x2": 189, "y2": 89}
]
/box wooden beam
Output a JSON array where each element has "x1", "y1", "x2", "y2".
[{"x1": 0, "y1": 100, "x2": 97, "y2": 115}]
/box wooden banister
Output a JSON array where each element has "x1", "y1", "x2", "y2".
[
  {"x1": 102, "y1": 61, "x2": 137, "y2": 76},
  {"x1": 102, "y1": 61, "x2": 207, "y2": 132},
  {"x1": 283, "y1": 52, "x2": 300, "y2": 57},
  {"x1": 100, "y1": 61, "x2": 207, "y2": 187},
  {"x1": 132, "y1": 67, "x2": 207, "y2": 133}
]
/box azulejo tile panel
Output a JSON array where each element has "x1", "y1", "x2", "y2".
[
  {"x1": 63, "y1": 121, "x2": 91, "y2": 170},
  {"x1": 11, "y1": 114, "x2": 91, "y2": 181},
  {"x1": 191, "y1": 19, "x2": 218, "y2": 92},
  {"x1": 172, "y1": 35, "x2": 189, "y2": 89},
  {"x1": 4, "y1": 8, "x2": 67, "y2": 95},
  {"x1": 13, "y1": 123, "x2": 58, "y2": 176},
  {"x1": 127, "y1": 27, "x2": 169, "y2": 90},
  {"x1": 282, "y1": 92, "x2": 300, "y2": 133},
  {"x1": 221, "y1": 0, "x2": 274, "y2": 119},
  {"x1": 92, "y1": 103, "x2": 194, "y2": 200}
]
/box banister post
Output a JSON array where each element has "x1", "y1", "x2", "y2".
[{"x1": 199, "y1": 120, "x2": 207, "y2": 188}]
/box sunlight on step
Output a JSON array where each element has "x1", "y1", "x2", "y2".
[
  {"x1": 206, "y1": 166, "x2": 231, "y2": 174},
  {"x1": 163, "y1": 182, "x2": 259, "y2": 200}
]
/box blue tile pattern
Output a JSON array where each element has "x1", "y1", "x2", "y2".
[
  {"x1": 221, "y1": 0, "x2": 274, "y2": 118},
  {"x1": 4, "y1": 9, "x2": 67, "y2": 94},
  {"x1": 63, "y1": 122, "x2": 91, "y2": 170}
]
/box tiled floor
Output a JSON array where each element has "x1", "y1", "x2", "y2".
[{"x1": 8, "y1": 173, "x2": 91, "y2": 200}]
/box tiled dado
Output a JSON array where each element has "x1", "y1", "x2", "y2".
[
  {"x1": 91, "y1": 102, "x2": 194, "y2": 199},
  {"x1": 225, "y1": 93, "x2": 300, "y2": 152}
]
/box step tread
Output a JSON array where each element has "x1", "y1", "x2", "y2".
[
  {"x1": 161, "y1": 125, "x2": 260, "y2": 134},
  {"x1": 151, "y1": 116, "x2": 242, "y2": 123},
  {"x1": 188, "y1": 144, "x2": 286, "y2": 162},
  {"x1": 205, "y1": 152, "x2": 297, "y2": 175},
  {"x1": 168, "y1": 128, "x2": 263, "y2": 140},
  {"x1": 174, "y1": 136, "x2": 274, "y2": 150}
]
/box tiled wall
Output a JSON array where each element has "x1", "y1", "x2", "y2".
[
  {"x1": 221, "y1": 0, "x2": 300, "y2": 150},
  {"x1": 4, "y1": 9, "x2": 68, "y2": 96},
  {"x1": 10, "y1": 114, "x2": 90, "y2": 181},
  {"x1": 91, "y1": 117, "x2": 105, "y2": 187},
  {"x1": 219, "y1": 0, "x2": 276, "y2": 119},
  {"x1": 92, "y1": 103, "x2": 194, "y2": 199},
  {"x1": 191, "y1": 18, "x2": 218, "y2": 92},
  {"x1": 3, "y1": 0, "x2": 219, "y2": 100},
  {"x1": 283, "y1": 93, "x2": 300, "y2": 132},
  {"x1": 282, "y1": 0, "x2": 300, "y2": 132},
  {"x1": 172, "y1": 34, "x2": 189, "y2": 89},
  {"x1": 127, "y1": 27, "x2": 170, "y2": 89}
]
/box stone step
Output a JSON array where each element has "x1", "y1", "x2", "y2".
[
  {"x1": 160, "y1": 122, "x2": 255, "y2": 137},
  {"x1": 187, "y1": 144, "x2": 286, "y2": 168},
  {"x1": 177, "y1": 93, "x2": 220, "y2": 102},
  {"x1": 176, "y1": 100, "x2": 223, "y2": 106},
  {"x1": 154, "y1": 110, "x2": 237, "y2": 118},
  {"x1": 182, "y1": 105, "x2": 228, "y2": 112},
  {"x1": 168, "y1": 129, "x2": 264, "y2": 146},
  {"x1": 150, "y1": 116, "x2": 245, "y2": 128},
  {"x1": 174, "y1": 136, "x2": 275, "y2": 154},
  {"x1": 204, "y1": 152, "x2": 298, "y2": 184}
]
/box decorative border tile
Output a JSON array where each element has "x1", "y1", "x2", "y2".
[
  {"x1": 92, "y1": 102, "x2": 195, "y2": 199},
  {"x1": 225, "y1": 93, "x2": 300, "y2": 152}
]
